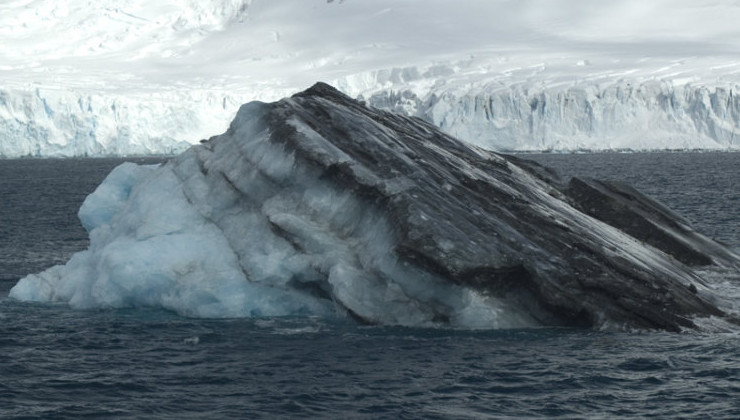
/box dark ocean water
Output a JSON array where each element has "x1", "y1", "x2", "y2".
[{"x1": 1, "y1": 153, "x2": 739, "y2": 419}]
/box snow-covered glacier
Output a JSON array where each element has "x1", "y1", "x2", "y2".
[
  {"x1": 4, "y1": 0, "x2": 740, "y2": 156},
  {"x1": 0, "y1": 0, "x2": 258, "y2": 157},
  {"x1": 11, "y1": 83, "x2": 740, "y2": 331}
]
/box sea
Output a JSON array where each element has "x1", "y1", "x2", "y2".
[{"x1": 1, "y1": 152, "x2": 739, "y2": 419}]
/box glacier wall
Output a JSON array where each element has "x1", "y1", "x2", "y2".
[
  {"x1": 0, "y1": 87, "x2": 247, "y2": 157},
  {"x1": 2, "y1": 79, "x2": 740, "y2": 157},
  {"x1": 366, "y1": 80, "x2": 740, "y2": 152}
]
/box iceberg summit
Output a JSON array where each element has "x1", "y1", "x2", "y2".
[{"x1": 11, "y1": 83, "x2": 740, "y2": 331}]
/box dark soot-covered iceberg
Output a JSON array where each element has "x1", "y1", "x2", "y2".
[{"x1": 11, "y1": 83, "x2": 740, "y2": 331}]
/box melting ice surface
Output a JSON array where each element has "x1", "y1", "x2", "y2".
[{"x1": 10, "y1": 151, "x2": 532, "y2": 329}]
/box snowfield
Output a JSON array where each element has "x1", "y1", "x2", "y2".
[{"x1": 2, "y1": 0, "x2": 740, "y2": 156}]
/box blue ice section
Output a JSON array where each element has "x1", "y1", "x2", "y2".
[{"x1": 78, "y1": 162, "x2": 154, "y2": 232}]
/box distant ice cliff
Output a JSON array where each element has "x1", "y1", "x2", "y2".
[
  {"x1": 2, "y1": 80, "x2": 739, "y2": 157},
  {"x1": 364, "y1": 79, "x2": 740, "y2": 152},
  {"x1": 0, "y1": 88, "x2": 245, "y2": 157}
]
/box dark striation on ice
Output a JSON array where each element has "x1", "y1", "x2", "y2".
[
  {"x1": 563, "y1": 177, "x2": 738, "y2": 267},
  {"x1": 197, "y1": 82, "x2": 738, "y2": 331}
]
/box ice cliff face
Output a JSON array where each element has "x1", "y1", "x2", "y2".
[
  {"x1": 365, "y1": 80, "x2": 740, "y2": 152},
  {"x1": 0, "y1": 88, "x2": 246, "y2": 157},
  {"x1": 11, "y1": 83, "x2": 740, "y2": 331},
  {"x1": 4, "y1": 80, "x2": 740, "y2": 157}
]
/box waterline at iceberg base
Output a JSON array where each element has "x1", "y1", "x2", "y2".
[{"x1": 11, "y1": 83, "x2": 740, "y2": 331}]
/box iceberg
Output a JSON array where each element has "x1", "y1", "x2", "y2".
[{"x1": 11, "y1": 83, "x2": 740, "y2": 330}]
